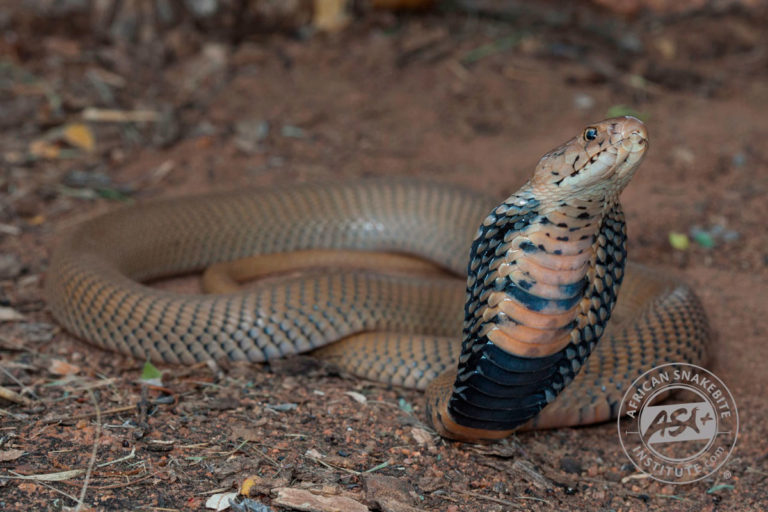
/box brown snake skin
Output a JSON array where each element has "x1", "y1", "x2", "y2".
[{"x1": 46, "y1": 117, "x2": 710, "y2": 441}]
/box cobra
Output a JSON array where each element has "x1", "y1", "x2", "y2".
[{"x1": 45, "y1": 116, "x2": 709, "y2": 442}]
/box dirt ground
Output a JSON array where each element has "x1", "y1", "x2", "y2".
[{"x1": 1, "y1": 2, "x2": 768, "y2": 511}]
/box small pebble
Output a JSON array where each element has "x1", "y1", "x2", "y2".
[
  {"x1": 266, "y1": 402, "x2": 297, "y2": 412},
  {"x1": 281, "y1": 124, "x2": 306, "y2": 139},
  {"x1": 619, "y1": 33, "x2": 643, "y2": 53},
  {"x1": 19, "y1": 322, "x2": 56, "y2": 342},
  {"x1": 63, "y1": 169, "x2": 112, "y2": 189},
  {"x1": 186, "y1": 0, "x2": 218, "y2": 18},
  {"x1": 573, "y1": 93, "x2": 595, "y2": 110},
  {"x1": 722, "y1": 229, "x2": 740, "y2": 242},
  {"x1": 732, "y1": 152, "x2": 746, "y2": 167},
  {"x1": 560, "y1": 457, "x2": 583, "y2": 474},
  {"x1": 0, "y1": 253, "x2": 22, "y2": 280}
]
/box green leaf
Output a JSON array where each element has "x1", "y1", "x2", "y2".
[
  {"x1": 363, "y1": 460, "x2": 391, "y2": 474},
  {"x1": 668, "y1": 232, "x2": 690, "y2": 251},
  {"x1": 692, "y1": 231, "x2": 715, "y2": 249},
  {"x1": 140, "y1": 361, "x2": 162, "y2": 381},
  {"x1": 606, "y1": 105, "x2": 647, "y2": 121},
  {"x1": 707, "y1": 484, "x2": 734, "y2": 494},
  {"x1": 656, "y1": 494, "x2": 684, "y2": 501},
  {"x1": 462, "y1": 34, "x2": 524, "y2": 65},
  {"x1": 398, "y1": 398, "x2": 413, "y2": 414},
  {"x1": 96, "y1": 187, "x2": 131, "y2": 201}
]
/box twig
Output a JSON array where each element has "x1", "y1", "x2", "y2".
[
  {"x1": 515, "y1": 495, "x2": 552, "y2": 503},
  {"x1": 621, "y1": 472, "x2": 651, "y2": 484},
  {"x1": 307, "y1": 455, "x2": 360, "y2": 476},
  {"x1": 0, "y1": 407, "x2": 26, "y2": 420},
  {"x1": 82, "y1": 108, "x2": 159, "y2": 123},
  {"x1": 216, "y1": 439, "x2": 249, "y2": 458},
  {"x1": 460, "y1": 489, "x2": 552, "y2": 508},
  {"x1": 43, "y1": 405, "x2": 134, "y2": 424},
  {"x1": 178, "y1": 443, "x2": 210, "y2": 449},
  {"x1": 97, "y1": 447, "x2": 136, "y2": 468},
  {"x1": 85, "y1": 472, "x2": 155, "y2": 490},
  {"x1": 0, "y1": 365, "x2": 39, "y2": 400},
  {"x1": 65, "y1": 378, "x2": 120, "y2": 392},
  {"x1": 137, "y1": 384, "x2": 150, "y2": 432},
  {"x1": 366, "y1": 400, "x2": 400, "y2": 408},
  {"x1": 0, "y1": 385, "x2": 32, "y2": 406},
  {"x1": 74, "y1": 389, "x2": 102, "y2": 512},
  {"x1": 457, "y1": 490, "x2": 526, "y2": 508},
  {"x1": 247, "y1": 445, "x2": 280, "y2": 467},
  {"x1": 196, "y1": 486, "x2": 231, "y2": 496}
]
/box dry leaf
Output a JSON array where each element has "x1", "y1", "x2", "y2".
[
  {"x1": 0, "y1": 307, "x2": 25, "y2": 322},
  {"x1": 313, "y1": 0, "x2": 350, "y2": 32},
  {"x1": 230, "y1": 426, "x2": 261, "y2": 443},
  {"x1": 11, "y1": 469, "x2": 85, "y2": 481},
  {"x1": 0, "y1": 449, "x2": 24, "y2": 462},
  {"x1": 410, "y1": 427, "x2": 434, "y2": 446},
  {"x1": 62, "y1": 123, "x2": 95, "y2": 152},
  {"x1": 0, "y1": 223, "x2": 21, "y2": 236},
  {"x1": 239, "y1": 476, "x2": 260, "y2": 497},
  {"x1": 239, "y1": 474, "x2": 290, "y2": 498},
  {"x1": 26, "y1": 215, "x2": 46, "y2": 226},
  {"x1": 273, "y1": 488, "x2": 368, "y2": 512},
  {"x1": 305, "y1": 448, "x2": 324, "y2": 459},
  {"x1": 29, "y1": 139, "x2": 60, "y2": 159},
  {"x1": 345, "y1": 391, "x2": 367, "y2": 404},
  {"x1": 205, "y1": 492, "x2": 237, "y2": 511},
  {"x1": 48, "y1": 359, "x2": 81, "y2": 376}
]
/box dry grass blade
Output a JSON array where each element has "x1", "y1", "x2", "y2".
[
  {"x1": 42, "y1": 405, "x2": 134, "y2": 425},
  {"x1": 4, "y1": 469, "x2": 85, "y2": 481},
  {"x1": 74, "y1": 389, "x2": 102, "y2": 512}
]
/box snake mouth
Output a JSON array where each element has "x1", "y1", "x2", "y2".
[
  {"x1": 612, "y1": 117, "x2": 649, "y2": 173},
  {"x1": 537, "y1": 117, "x2": 648, "y2": 196},
  {"x1": 569, "y1": 122, "x2": 648, "y2": 188},
  {"x1": 610, "y1": 130, "x2": 649, "y2": 184}
]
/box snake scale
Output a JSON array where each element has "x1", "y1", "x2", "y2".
[{"x1": 46, "y1": 116, "x2": 710, "y2": 441}]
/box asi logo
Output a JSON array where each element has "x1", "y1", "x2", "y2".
[{"x1": 618, "y1": 363, "x2": 738, "y2": 484}]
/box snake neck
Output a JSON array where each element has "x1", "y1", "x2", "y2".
[{"x1": 427, "y1": 182, "x2": 628, "y2": 441}]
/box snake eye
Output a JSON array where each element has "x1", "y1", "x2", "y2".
[{"x1": 584, "y1": 127, "x2": 598, "y2": 141}]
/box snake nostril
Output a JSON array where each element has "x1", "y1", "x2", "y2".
[{"x1": 629, "y1": 131, "x2": 647, "y2": 144}]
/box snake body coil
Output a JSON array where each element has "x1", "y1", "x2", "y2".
[{"x1": 46, "y1": 117, "x2": 710, "y2": 441}]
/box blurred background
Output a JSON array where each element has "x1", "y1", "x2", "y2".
[{"x1": 1, "y1": 1, "x2": 767, "y2": 510}]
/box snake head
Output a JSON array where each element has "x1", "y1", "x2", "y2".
[{"x1": 531, "y1": 116, "x2": 648, "y2": 202}]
